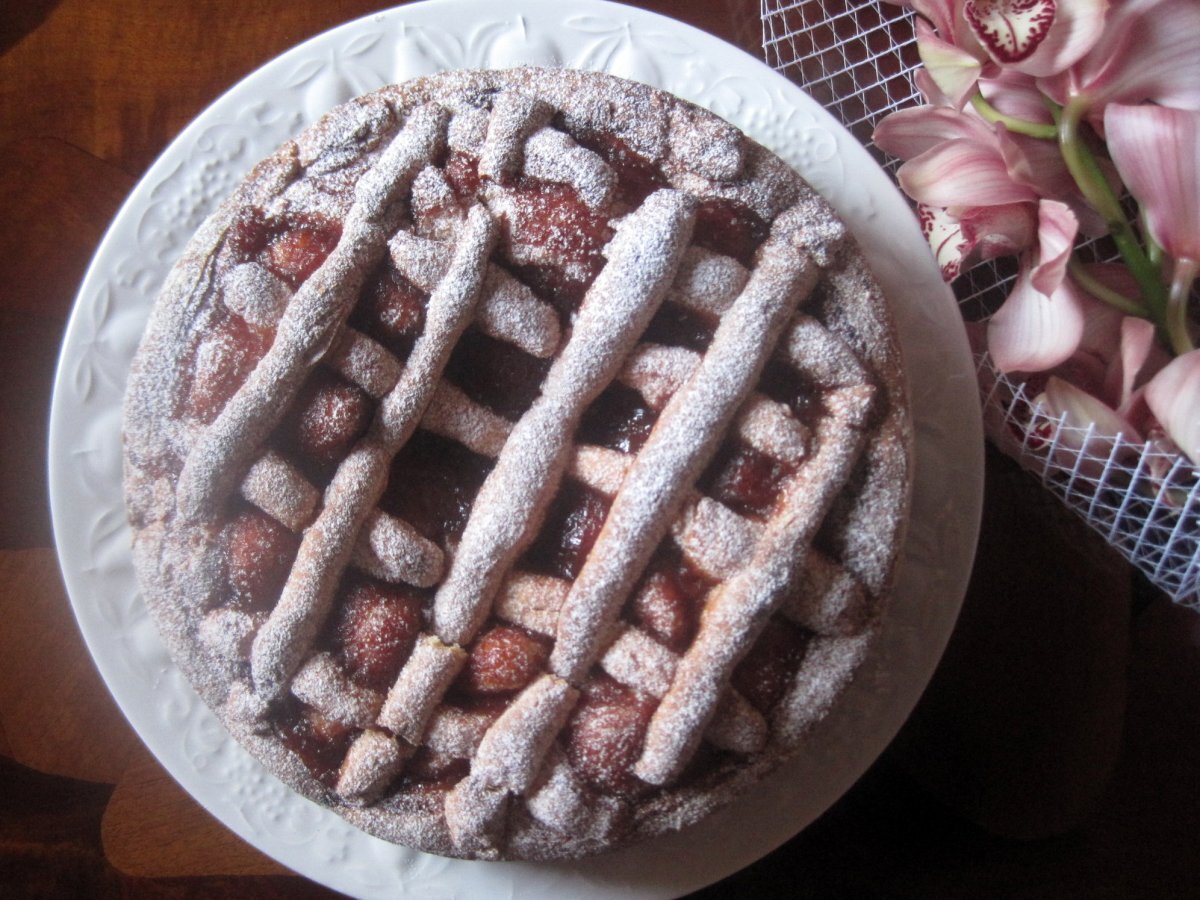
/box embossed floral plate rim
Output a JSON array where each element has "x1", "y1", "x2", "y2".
[{"x1": 47, "y1": 0, "x2": 983, "y2": 896}]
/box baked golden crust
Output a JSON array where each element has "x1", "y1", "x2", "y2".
[{"x1": 123, "y1": 67, "x2": 910, "y2": 860}]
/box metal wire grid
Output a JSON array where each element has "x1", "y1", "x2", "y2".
[{"x1": 760, "y1": 0, "x2": 1200, "y2": 606}]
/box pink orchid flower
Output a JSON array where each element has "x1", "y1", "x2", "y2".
[
  {"x1": 965, "y1": 0, "x2": 1109, "y2": 77},
  {"x1": 988, "y1": 200, "x2": 1087, "y2": 371},
  {"x1": 1042, "y1": 0, "x2": 1200, "y2": 112},
  {"x1": 1033, "y1": 375, "x2": 1142, "y2": 475},
  {"x1": 1104, "y1": 104, "x2": 1200, "y2": 263},
  {"x1": 1145, "y1": 350, "x2": 1200, "y2": 465},
  {"x1": 889, "y1": 0, "x2": 1109, "y2": 104},
  {"x1": 1105, "y1": 103, "x2": 1200, "y2": 356}
]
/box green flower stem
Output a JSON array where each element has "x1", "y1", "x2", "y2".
[
  {"x1": 1167, "y1": 258, "x2": 1197, "y2": 355},
  {"x1": 970, "y1": 93, "x2": 1059, "y2": 139},
  {"x1": 1141, "y1": 211, "x2": 1165, "y2": 270},
  {"x1": 1068, "y1": 257, "x2": 1147, "y2": 316},
  {"x1": 1058, "y1": 96, "x2": 1170, "y2": 328}
]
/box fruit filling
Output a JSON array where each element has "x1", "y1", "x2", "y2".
[
  {"x1": 226, "y1": 208, "x2": 343, "y2": 290},
  {"x1": 575, "y1": 382, "x2": 657, "y2": 454},
  {"x1": 275, "y1": 697, "x2": 356, "y2": 789},
  {"x1": 731, "y1": 618, "x2": 810, "y2": 714},
  {"x1": 564, "y1": 675, "x2": 657, "y2": 797},
  {"x1": 641, "y1": 302, "x2": 716, "y2": 352},
  {"x1": 458, "y1": 624, "x2": 552, "y2": 696},
  {"x1": 184, "y1": 312, "x2": 272, "y2": 424},
  {"x1": 222, "y1": 505, "x2": 301, "y2": 612},
  {"x1": 693, "y1": 198, "x2": 769, "y2": 268},
  {"x1": 758, "y1": 358, "x2": 827, "y2": 431},
  {"x1": 519, "y1": 479, "x2": 611, "y2": 580},
  {"x1": 443, "y1": 327, "x2": 552, "y2": 421},
  {"x1": 699, "y1": 440, "x2": 797, "y2": 519},
  {"x1": 570, "y1": 131, "x2": 667, "y2": 212},
  {"x1": 380, "y1": 430, "x2": 495, "y2": 544},
  {"x1": 625, "y1": 542, "x2": 714, "y2": 653},
  {"x1": 350, "y1": 261, "x2": 427, "y2": 361},
  {"x1": 277, "y1": 369, "x2": 373, "y2": 482},
  {"x1": 327, "y1": 576, "x2": 427, "y2": 692}
]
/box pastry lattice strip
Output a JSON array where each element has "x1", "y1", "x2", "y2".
[
  {"x1": 633, "y1": 380, "x2": 877, "y2": 785},
  {"x1": 354, "y1": 189, "x2": 696, "y2": 763},
  {"x1": 439, "y1": 204, "x2": 830, "y2": 853},
  {"x1": 249, "y1": 204, "x2": 498, "y2": 701},
  {"x1": 176, "y1": 104, "x2": 450, "y2": 521},
  {"x1": 305, "y1": 243, "x2": 875, "y2": 813}
]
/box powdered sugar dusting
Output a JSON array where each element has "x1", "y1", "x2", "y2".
[
  {"x1": 551, "y1": 221, "x2": 820, "y2": 685},
  {"x1": 123, "y1": 67, "x2": 912, "y2": 862},
  {"x1": 523, "y1": 127, "x2": 617, "y2": 210},
  {"x1": 351, "y1": 509, "x2": 444, "y2": 587},
  {"x1": 239, "y1": 451, "x2": 319, "y2": 532},
  {"x1": 429, "y1": 188, "x2": 696, "y2": 647}
]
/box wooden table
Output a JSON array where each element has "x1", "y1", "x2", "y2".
[{"x1": 2, "y1": 1, "x2": 1197, "y2": 895}]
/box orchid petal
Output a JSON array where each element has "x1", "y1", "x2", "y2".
[
  {"x1": 1041, "y1": 375, "x2": 1143, "y2": 441},
  {"x1": 873, "y1": 105, "x2": 993, "y2": 160},
  {"x1": 988, "y1": 261, "x2": 1086, "y2": 371},
  {"x1": 919, "y1": 204, "x2": 970, "y2": 280},
  {"x1": 905, "y1": 0, "x2": 987, "y2": 53},
  {"x1": 914, "y1": 67, "x2": 954, "y2": 107},
  {"x1": 1012, "y1": 0, "x2": 1109, "y2": 77},
  {"x1": 1111, "y1": 316, "x2": 1166, "y2": 412},
  {"x1": 964, "y1": 0, "x2": 1057, "y2": 66},
  {"x1": 979, "y1": 69, "x2": 1055, "y2": 123},
  {"x1": 1105, "y1": 104, "x2": 1200, "y2": 261},
  {"x1": 916, "y1": 19, "x2": 985, "y2": 108},
  {"x1": 1035, "y1": 376, "x2": 1142, "y2": 474},
  {"x1": 1029, "y1": 199, "x2": 1077, "y2": 295},
  {"x1": 898, "y1": 138, "x2": 1039, "y2": 209},
  {"x1": 959, "y1": 201, "x2": 1038, "y2": 260},
  {"x1": 1058, "y1": 0, "x2": 1200, "y2": 109},
  {"x1": 1144, "y1": 349, "x2": 1200, "y2": 464},
  {"x1": 899, "y1": 0, "x2": 960, "y2": 39}
]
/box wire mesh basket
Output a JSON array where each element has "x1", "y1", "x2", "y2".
[{"x1": 760, "y1": 0, "x2": 1200, "y2": 607}]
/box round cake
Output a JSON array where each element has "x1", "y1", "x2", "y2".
[{"x1": 123, "y1": 67, "x2": 911, "y2": 861}]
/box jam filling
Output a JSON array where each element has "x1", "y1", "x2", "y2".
[
  {"x1": 226, "y1": 207, "x2": 343, "y2": 290},
  {"x1": 183, "y1": 311, "x2": 272, "y2": 425},
  {"x1": 699, "y1": 440, "x2": 797, "y2": 519},
  {"x1": 758, "y1": 358, "x2": 828, "y2": 431},
  {"x1": 350, "y1": 260, "x2": 427, "y2": 363},
  {"x1": 625, "y1": 541, "x2": 714, "y2": 654},
  {"x1": 275, "y1": 696, "x2": 356, "y2": 790},
  {"x1": 576, "y1": 382, "x2": 657, "y2": 454},
  {"x1": 693, "y1": 198, "x2": 768, "y2": 269},
  {"x1": 731, "y1": 618, "x2": 811, "y2": 714},
  {"x1": 520, "y1": 478, "x2": 612, "y2": 581},
  {"x1": 380, "y1": 430, "x2": 495, "y2": 545},
  {"x1": 443, "y1": 327, "x2": 551, "y2": 421},
  {"x1": 276, "y1": 368, "x2": 374, "y2": 485},
  {"x1": 563, "y1": 674, "x2": 657, "y2": 798},
  {"x1": 569, "y1": 130, "x2": 668, "y2": 212},
  {"x1": 324, "y1": 574, "x2": 428, "y2": 693},
  {"x1": 641, "y1": 302, "x2": 716, "y2": 353},
  {"x1": 457, "y1": 624, "x2": 552, "y2": 697},
  {"x1": 221, "y1": 503, "x2": 300, "y2": 613}
]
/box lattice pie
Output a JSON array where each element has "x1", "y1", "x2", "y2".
[{"x1": 123, "y1": 67, "x2": 910, "y2": 860}]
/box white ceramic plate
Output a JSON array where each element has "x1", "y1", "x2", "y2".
[{"x1": 48, "y1": 1, "x2": 983, "y2": 896}]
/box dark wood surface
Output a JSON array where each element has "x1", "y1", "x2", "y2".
[{"x1": 2, "y1": 1, "x2": 1197, "y2": 896}]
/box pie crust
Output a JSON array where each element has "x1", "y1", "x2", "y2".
[{"x1": 123, "y1": 67, "x2": 911, "y2": 860}]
